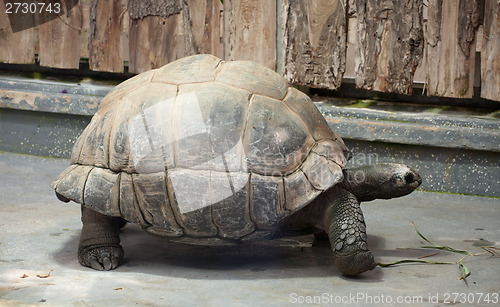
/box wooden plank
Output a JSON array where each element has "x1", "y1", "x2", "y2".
[
  {"x1": 128, "y1": 0, "x2": 181, "y2": 19},
  {"x1": 128, "y1": 0, "x2": 222, "y2": 74},
  {"x1": 0, "y1": 0, "x2": 35, "y2": 64},
  {"x1": 79, "y1": 0, "x2": 91, "y2": 59},
  {"x1": 89, "y1": 0, "x2": 123, "y2": 72},
  {"x1": 186, "y1": 0, "x2": 223, "y2": 57},
  {"x1": 128, "y1": 0, "x2": 194, "y2": 73},
  {"x1": 128, "y1": 14, "x2": 188, "y2": 74},
  {"x1": 223, "y1": 0, "x2": 276, "y2": 70},
  {"x1": 355, "y1": 0, "x2": 424, "y2": 95},
  {"x1": 481, "y1": 0, "x2": 500, "y2": 102},
  {"x1": 425, "y1": 0, "x2": 481, "y2": 98},
  {"x1": 38, "y1": 0, "x2": 81, "y2": 69},
  {"x1": 279, "y1": 0, "x2": 347, "y2": 89},
  {"x1": 120, "y1": 0, "x2": 129, "y2": 63}
]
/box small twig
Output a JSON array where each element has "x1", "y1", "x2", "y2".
[
  {"x1": 418, "y1": 252, "x2": 440, "y2": 259},
  {"x1": 378, "y1": 259, "x2": 452, "y2": 267}
]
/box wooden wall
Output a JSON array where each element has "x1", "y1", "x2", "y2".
[{"x1": 0, "y1": 0, "x2": 498, "y2": 102}]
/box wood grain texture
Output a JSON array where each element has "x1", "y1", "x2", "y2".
[
  {"x1": 279, "y1": 0, "x2": 347, "y2": 89},
  {"x1": 355, "y1": 0, "x2": 424, "y2": 95},
  {"x1": 128, "y1": 0, "x2": 222, "y2": 74},
  {"x1": 128, "y1": 0, "x2": 181, "y2": 19},
  {"x1": 79, "y1": 0, "x2": 91, "y2": 59},
  {"x1": 481, "y1": 0, "x2": 500, "y2": 102},
  {"x1": 0, "y1": 0, "x2": 35, "y2": 64},
  {"x1": 223, "y1": 0, "x2": 276, "y2": 69},
  {"x1": 38, "y1": 0, "x2": 81, "y2": 69},
  {"x1": 186, "y1": 0, "x2": 223, "y2": 57},
  {"x1": 89, "y1": 0, "x2": 124, "y2": 72},
  {"x1": 128, "y1": 13, "x2": 193, "y2": 73},
  {"x1": 425, "y1": 0, "x2": 481, "y2": 98}
]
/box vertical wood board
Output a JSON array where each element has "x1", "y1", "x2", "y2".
[
  {"x1": 89, "y1": 0, "x2": 124, "y2": 72},
  {"x1": 128, "y1": 0, "x2": 222, "y2": 74},
  {"x1": 481, "y1": 0, "x2": 500, "y2": 102},
  {"x1": 128, "y1": 14, "x2": 186, "y2": 73},
  {"x1": 128, "y1": 0, "x2": 196, "y2": 74},
  {"x1": 0, "y1": 0, "x2": 35, "y2": 64},
  {"x1": 186, "y1": 0, "x2": 223, "y2": 57},
  {"x1": 279, "y1": 0, "x2": 347, "y2": 89},
  {"x1": 425, "y1": 0, "x2": 481, "y2": 98},
  {"x1": 355, "y1": 0, "x2": 424, "y2": 95},
  {"x1": 223, "y1": 0, "x2": 276, "y2": 69},
  {"x1": 38, "y1": 0, "x2": 81, "y2": 69}
]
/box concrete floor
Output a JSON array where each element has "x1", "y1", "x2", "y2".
[{"x1": 0, "y1": 151, "x2": 499, "y2": 306}]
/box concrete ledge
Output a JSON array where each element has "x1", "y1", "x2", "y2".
[
  {"x1": 316, "y1": 103, "x2": 500, "y2": 152},
  {"x1": 0, "y1": 76, "x2": 108, "y2": 116},
  {"x1": 1, "y1": 76, "x2": 498, "y2": 152}
]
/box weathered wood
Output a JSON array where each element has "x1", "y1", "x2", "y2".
[
  {"x1": 128, "y1": 0, "x2": 222, "y2": 73},
  {"x1": 185, "y1": 0, "x2": 223, "y2": 57},
  {"x1": 120, "y1": 0, "x2": 129, "y2": 62},
  {"x1": 89, "y1": 0, "x2": 124, "y2": 72},
  {"x1": 481, "y1": 0, "x2": 500, "y2": 102},
  {"x1": 223, "y1": 0, "x2": 276, "y2": 69},
  {"x1": 279, "y1": 0, "x2": 347, "y2": 89},
  {"x1": 355, "y1": 0, "x2": 424, "y2": 95},
  {"x1": 38, "y1": 0, "x2": 81, "y2": 69},
  {"x1": 425, "y1": 0, "x2": 481, "y2": 98},
  {"x1": 0, "y1": 0, "x2": 35, "y2": 64},
  {"x1": 128, "y1": 0, "x2": 196, "y2": 73},
  {"x1": 128, "y1": 0, "x2": 181, "y2": 19},
  {"x1": 129, "y1": 14, "x2": 185, "y2": 73},
  {"x1": 79, "y1": 0, "x2": 91, "y2": 59}
]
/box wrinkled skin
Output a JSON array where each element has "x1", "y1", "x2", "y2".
[{"x1": 76, "y1": 163, "x2": 421, "y2": 275}]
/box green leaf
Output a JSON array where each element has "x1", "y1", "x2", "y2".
[
  {"x1": 378, "y1": 259, "x2": 453, "y2": 267},
  {"x1": 421, "y1": 245, "x2": 471, "y2": 255},
  {"x1": 412, "y1": 221, "x2": 434, "y2": 245},
  {"x1": 457, "y1": 262, "x2": 471, "y2": 280},
  {"x1": 412, "y1": 222, "x2": 471, "y2": 255}
]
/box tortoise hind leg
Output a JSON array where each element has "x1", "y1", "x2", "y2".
[
  {"x1": 78, "y1": 206, "x2": 124, "y2": 270},
  {"x1": 324, "y1": 187, "x2": 377, "y2": 275}
]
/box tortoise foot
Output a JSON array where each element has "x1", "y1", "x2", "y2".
[
  {"x1": 325, "y1": 187, "x2": 377, "y2": 275},
  {"x1": 78, "y1": 244, "x2": 124, "y2": 271},
  {"x1": 334, "y1": 249, "x2": 377, "y2": 275}
]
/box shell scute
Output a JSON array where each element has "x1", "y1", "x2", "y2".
[
  {"x1": 244, "y1": 94, "x2": 314, "y2": 176},
  {"x1": 216, "y1": 60, "x2": 288, "y2": 100},
  {"x1": 153, "y1": 54, "x2": 222, "y2": 85}
]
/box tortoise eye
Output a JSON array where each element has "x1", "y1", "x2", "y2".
[{"x1": 404, "y1": 172, "x2": 415, "y2": 184}]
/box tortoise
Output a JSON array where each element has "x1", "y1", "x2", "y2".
[{"x1": 52, "y1": 54, "x2": 421, "y2": 275}]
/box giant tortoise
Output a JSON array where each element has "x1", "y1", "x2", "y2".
[{"x1": 52, "y1": 54, "x2": 421, "y2": 275}]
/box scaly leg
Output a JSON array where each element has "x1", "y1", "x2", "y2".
[
  {"x1": 78, "y1": 206, "x2": 124, "y2": 270},
  {"x1": 324, "y1": 187, "x2": 377, "y2": 275}
]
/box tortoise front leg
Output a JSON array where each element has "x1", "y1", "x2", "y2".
[
  {"x1": 324, "y1": 187, "x2": 377, "y2": 275},
  {"x1": 78, "y1": 206, "x2": 124, "y2": 270}
]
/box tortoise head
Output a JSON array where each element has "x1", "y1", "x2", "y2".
[
  {"x1": 377, "y1": 163, "x2": 422, "y2": 198},
  {"x1": 342, "y1": 163, "x2": 422, "y2": 201}
]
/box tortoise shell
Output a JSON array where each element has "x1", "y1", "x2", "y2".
[{"x1": 52, "y1": 54, "x2": 350, "y2": 241}]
